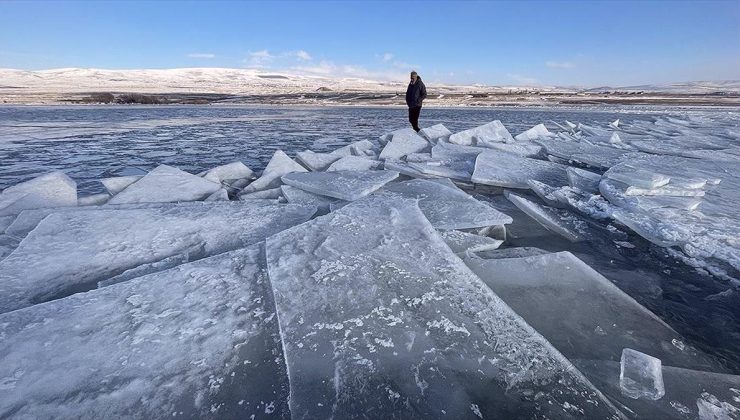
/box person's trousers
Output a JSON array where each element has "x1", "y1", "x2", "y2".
[{"x1": 408, "y1": 106, "x2": 422, "y2": 132}]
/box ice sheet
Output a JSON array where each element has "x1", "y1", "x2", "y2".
[
  {"x1": 0, "y1": 201, "x2": 316, "y2": 314},
  {"x1": 514, "y1": 123, "x2": 552, "y2": 141},
  {"x1": 438, "y1": 229, "x2": 504, "y2": 255},
  {"x1": 77, "y1": 193, "x2": 110, "y2": 206},
  {"x1": 101, "y1": 175, "x2": 143, "y2": 195},
  {"x1": 604, "y1": 164, "x2": 671, "y2": 189},
  {"x1": 107, "y1": 165, "x2": 221, "y2": 204},
  {"x1": 0, "y1": 245, "x2": 289, "y2": 418},
  {"x1": 280, "y1": 185, "x2": 337, "y2": 213},
  {"x1": 620, "y1": 348, "x2": 665, "y2": 400},
  {"x1": 281, "y1": 170, "x2": 398, "y2": 201},
  {"x1": 383, "y1": 179, "x2": 513, "y2": 229},
  {"x1": 239, "y1": 150, "x2": 307, "y2": 194},
  {"x1": 472, "y1": 150, "x2": 569, "y2": 189},
  {"x1": 419, "y1": 123, "x2": 452, "y2": 143},
  {"x1": 265, "y1": 194, "x2": 621, "y2": 418},
  {"x1": 535, "y1": 138, "x2": 633, "y2": 169},
  {"x1": 0, "y1": 171, "x2": 77, "y2": 216},
  {"x1": 200, "y1": 161, "x2": 253, "y2": 184},
  {"x1": 448, "y1": 120, "x2": 515, "y2": 146},
  {"x1": 296, "y1": 150, "x2": 343, "y2": 171},
  {"x1": 566, "y1": 167, "x2": 602, "y2": 194},
  {"x1": 378, "y1": 130, "x2": 430, "y2": 160},
  {"x1": 505, "y1": 191, "x2": 589, "y2": 242},
  {"x1": 326, "y1": 155, "x2": 381, "y2": 172}
]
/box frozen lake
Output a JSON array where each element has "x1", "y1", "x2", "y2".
[{"x1": 1, "y1": 104, "x2": 739, "y2": 417}]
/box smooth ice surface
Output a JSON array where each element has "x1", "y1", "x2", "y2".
[
  {"x1": 383, "y1": 179, "x2": 513, "y2": 229},
  {"x1": 604, "y1": 164, "x2": 671, "y2": 189},
  {"x1": 505, "y1": 191, "x2": 588, "y2": 242},
  {"x1": 265, "y1": 194, "x2": 621, "y2": 419},
  {"x1": 239, "y1": 150, "x2": 307, "y2": 194},
  {"x1": 566, "y1": 167, "x2": 602, "y2": 194},
  {"x1": 472, "y1": 150, "x2": 569, "y2": 189},
  {"x1": 0, "y1": 201, "x2": 316, "y2": 314},
  {"x1": 326, "y1": 155, "x2": 381, "y2": 172},
  {"x1": 200, "y1": 161, "x2": 253, "y2": 183},
  {"x1": 295, "y1": 150, "x2": 343, "y2": 171},
  {"x1": 281, "y1": 170, "x2": 398, "y2": 201},
  {"x1": 280, "y1": 185, "x2": 337, "y2": 213},
  {"x1": 620, "y1": 348, "x2": 666, "y2": 400},
  {"x1": 419, "y1": 123, "x2": 452, "y2": 143},
  {"x1": 0, "y1": 245, "x2": 289, "y2": 418},
  {"x1": 464, "y1": 251, "x2": 721, "y2": 370},
  {"x1": 448, "y1": 120, "x2": 515, "y2": 146},
  {"x1": 101, "y1": 175, "x2": 143, "y2": 195},
  {"x1": 514, "y1": 123, "x2": 552, "y2": 141},
  {"x1": 107, "y1": 165, "x2": 221, "y2": 204},
  {"x1": 378, "y1": 129, "x2": 429, "y2": 160},
  {"x1": 438, "y1": 229, "x2": 503, "y2": 254},
  {"x1": 0, "y1": 171, "x2": 77, "y2": 216}
]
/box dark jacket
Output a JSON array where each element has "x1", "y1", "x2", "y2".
[{"x1": 406, "y1": 77, "x2": 427, "y2": 108}]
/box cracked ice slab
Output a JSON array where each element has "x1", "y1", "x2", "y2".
[
  {"x1": 472, "y1": 150, "x2": 569, "y2": 189},
  {"x1": 281, "y1": 170, "x2": 398, "y2": 201},
  {"x1": 378, "y1": 129, "x2": 430, "y2": 160},
  {"x1": 448, "y1": 120, "x2": 515, "y2": 146},
  {"x1": 199, "y1": 161, "x2": 253, "y2": 184},
  {"x1": 101, "y1": 175, "x2": 143, "y2": 195},
  {"x1": 264, "y1": 194, "x2": 621, "y2": 419},
  {"x1": 419, "y1": 123, "x2": 452, "y2": 143},
  {"x1": 0, "y1": 244, "x2": 289, "y2": 419},
  {"x1": 239, "y1": 150, "x2": 307, "y2": 194},
  {"x1": 535, "y1": 138, "x2": 633, "y2": 169},
  {"x1": 0, "y1": 201, "x2": 317, "y2": 314},
  {"x1": 382, "y1": 179, "x2": 513, "y2": 229},
  {"x1": 107, "y1": 165, "x2": 221, "y2": 204},
  {"x1": 0, "y1": 171, "x2": 77, "y2": 217},
  {"x1": 505, "y1": 191, "x2": 589, "y2": 242},
  {"x1": 326, "y1": 155, "x2": 381, "y2": 172},
  {"x1": 438, "y1": 229, "x2": 503, "y2": 255}
]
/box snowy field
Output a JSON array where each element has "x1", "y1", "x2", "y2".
[{"x1": 0, "y1": 104, "x2": 739, "y2": 418}]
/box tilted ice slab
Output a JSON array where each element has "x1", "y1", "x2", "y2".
[
  {"x1": 464, "y1": 251, "x2": 722, "y2": 371},
  {"x1": 296, "y1": 150, "x2": 344, "y2": 171},
  {"x1": 438, "y1": 229, "x2": 503, "y2": 255},
  {"x1": 238, "y1": 187, "x2": 282, "y2": 200},
  {"x1": 0, "y1": 245, "x2": 289, "y2": 419},
  {"x1": 535, "y1": 138, "x2": 633, "y2": 169},
  {"x1": 0, "y1": 171, "x2": 77, "y2": 217},
  {"x1": 101, "y1": 175, "x2": 144, "y2": 195},
  {"x1": 599, "y1": 179, "x2": 702, "y2": 212},
  {"x1": 326, "y1": 155, "x2": 381, "y2": 172},
  {"x1": 281, "y1": 170, "x2": 398, "y2": 201},
  {"x1": 600, "y1": 178, "x2": 706, "y2": 198},
  {"x1": 566, "y1": 167, "x2": 602, "y2": 194},
  {"x1": 472, "y1": 150, "x2": 569, "y2": 189},
  {"x1": 107, "y1": 165, "x2": 221, "y2": 204},
  {"x1": 378, "y1": 129, "x2": 429, "y2": 160},
  {"x1": 378, "y1": 127, "x2": 417, "y2": 146},
  {"x1": 0, "y1": 201, "x2": 316, "y2": 314},
  {"x1": 418, "y1": 123, "x2": 452, "y2": 143},
  {"x1": 239, "y1": 150, "x2": 307, "y2": 194},
  {"x1": 604, "y1": 164, "x2": 671, "y2": 189},
  {"x1": 381, "y1": 159, "x2": 433, "y2": 179},
  {"x1": 448, "y1": 120, "x2": 515, "y2": 146},
  {"x1": 77, "y1": 193, "x2": 110, "y2": 206},
  {"x1": 265, "y1": 195, "x2": 621, "y2": 419},
  {"x1": 407, "y1": 159, "x2": 475, "y2": 182},
  {"x1": 505, "y1": 191, "x2": 589, "y2": 242},
  {"x1": 483, "y1": 141, "x2": 544, "y2": 158},
  {"x1": 528, "y1": 180, "x2": 613, "y2": 220},
  {"x1": 199, "y1": 161, "x2": 253, "y2": 183},
  {"x1": 514, "y1": 123, "x2": 552, "y2": 141},
  {"x1": 383, "y1": 179, "x2": 513, "y2": 229},
  {"x1": 620, "y1": 348, "x2": 665, "y2": 400},
  {"x1": 280, "y1": 185, "x2": 337, "y2": 213}
]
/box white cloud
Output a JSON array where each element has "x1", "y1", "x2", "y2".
[
  {"x1": 290, "y1": 50, "x2": 312, "y2": 61},
  {"x1": 187, "y1": 53, "x2": 215, "y2": 59},
  {"x1": 243, "y1": 50, "x2": 275, "y2": 68},
  {"x1": 382, "y1": 53, "x2": 394, "y2": 62},
  {"x1": 507, "y1": 73, "x2": 539, "y2": 85},
  {"x1": 546, "y1": 61, "x2": 575, "y2": 69},
  {"x1": 290, "y1": 60, "x2": 407, "y2": 82}
]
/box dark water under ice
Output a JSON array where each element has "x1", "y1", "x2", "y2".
[{"x1": 1, "y1": 104, "x2": 738, "y2": 373}]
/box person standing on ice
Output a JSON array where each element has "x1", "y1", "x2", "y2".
[{"x1": 406, "y1": 71, "x2": 427, "y2": 132}]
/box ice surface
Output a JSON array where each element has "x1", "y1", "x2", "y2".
[
  {"x1": 448, "y1": 120, "x2": 515, "y2": 146},
  {"x1": 200, "y1": 161, "x2": 253, "y2": 184},
  {"x1": 566, "y1": 167, "x2": 602, "y2": 194},
  {"x1": 378, "y1": 129, "x2": 430, "y2": 160},
  {"x1": 77, "y1": 193, "x2": 110, "y2": 206},
  {"x1": 101, "y1": 175, "x2": 143, "y2": 195},
  {"x1": 204, "y1": 188, "x2": 229, "y2": 201},
  {"x1": 438, "y1": 229, "x2": 503, "y2": 255},
  {"x1": 620, "y1": 348, "x2": 665, "y2": 400},
  {"x1": 0, "y1": 201, "x2": 316, "y2": 314},
  {"x1": 505, "y1": 191, "x2": 589, "y2": 242},
  {"x1": 238, "y1": 187, "x2": 282, "y2": 200},
  {"x1": 472, "y1": 150, "x2": 569, "y2": 189},
  {"x1": 280, "y1": 185, "x2": 337, "y2": 213},
  {"x1": 107, "y1": 165, "x2": 221, "y2": 204},
  {"x1": 514, "y1": 123, "x2": 552, "y2": 141},
  {"x1": 482, "y1": 141, "x2": 544, "y2": 158},
  {"x1": 281, "y1": 170, "x2": 398, "y2": 201},
  {"x1": 326, "y1": 155, "x2": 381, "y2": 172},
  {"x1": 296, "y1": 150, "x2": 343, "y2": 171},
  {"x1": 265, "y1": 194, "x2": 621, "y2": 418},
  {"x1": 473, "y1": 246, "x2": 549, "y2": 260},
  {"x1": 0, "y1": 171, "x2": 77, "y2": 216},
  {"x1": 383, "y1": 179, "x2": 513, "y2": 229},
  {"x1": 464, "y1": 251, "x2": 721, "y2": 370},
  {"x1": 601, "y1": 178, "x2": 706, "y2": 198},
  {"x1": 0, "y1": 245, "x2": 289, "y2": 418},
  {"x1": 419, "y1": 123, "x2": 452, "y2": 143},
  {"x1": 535, "y1": 137, "x2": 633, "y2": 169},
  {"x1": 239, "y1": 150, "x2": 307, "y2": 194},
  {"x1": 604, "y1": 164, "x2": 671, "y2": 189},
  {"x1": 381, "y1": 159, "x2": 432, "y2": 179}
]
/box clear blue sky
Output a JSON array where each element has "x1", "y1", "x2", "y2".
[{"x1": 1, "y1": 0, "x2": 739, "y2": 86}]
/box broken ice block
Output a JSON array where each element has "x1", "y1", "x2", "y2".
[
  {"x1": 200, "y1": 161, "x2": 253, "y2": 183},
  {"x1": 238, "y1": 186, "x2": 282, "y2": 200},
  {"x1": 281, "y1": 185, "x2": 337, "y2": 213},
  {"x1": 472, "y1": 150, "x2": 569, "y2": 188},
  {"x1": 514, "y1": 124, "x2": 551, "y2": 141},
  {"x1": 566, "y1": 167, "x2": 602, "y2": 194},
  {"x1": 282, "y1": 170, "x2": 398, "y2": 201},
  {"x1": 383, "y1": 179, "x2": 512, "y2": 229},
  {"x1": 449, "y1": 120, "x2": 514, "y2": 146},
  {"x1": 378, "y1": 130, "x2": 429, "y2": 160},
  {"x1": 107, "y1": 165, "x2": 221, "y2": 204},
  {"x1": 240, "y1": 150, "x2": 307, "y2": 194},
  {"x1": 620, "y1": 348, "x2": 665, "y2": 400},
  {"x1": 101, "y1": 175, "x2": 143, "y2": 195},
  {"x1": 296, "y1": 150, "x2": 343, "y2": 171},
  {"x1": 204, "y1": 188, "x2": 229, "y2": 201},
  {"x1": 327, "y1": 155, "x2": 381, "y2": 172},
  {"x1": 77, "y1": 193, "x2": 110, "y2": 206},
  {"x1": 505, "y1": 191, "x2": 588, "y2": 242},
  {"x1": 438, "y1": 229, "x2": 503, "y2": 254},
  {"x1": 419, "y1": 123, "x2": 452, "y2": 143},
  {"x1": 0, "y1": 171, "x2": 77, "y2": 216},
  {"x1": 605, "y1": 164, "x2": 671, "y2": 189},
  {"x1": 535, "y1": 138, "x2": 631, "y2": 169},
  {"x1": 483, "y1": 141, "x2": 544, "y2": 158}
]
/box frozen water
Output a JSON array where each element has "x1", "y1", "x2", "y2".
[
  {"x1": 200, "y1": 161, "x2": 253, "y2": 184},
  {"x1": 438, "y1": 229, "x2": 503, "y2": 255},
  {"x1": 604, "y1": 164, "x2": 671, "y2": 189},
  {"x1": 280, "y1": 185, "x2": 337, "y2": 213},
  {"x1": 448, "y1": 120, "x2": 515, "y2": 146},
  {"x1": 0, "y1": 171, "x2": 77, "y2": 216},
  {"x1": 566, "y1": 167, "x2": 602, "y2": 194},
  {"x1": 265, "y1": 194, "x2": 621, "y2": 418},
  {"x1": 482, "y1": 141, "x2": 544, "y2": 158},
  {"x1": 464, "y1": 251, "x2": 722, "y2": 370},
  {"x1": 601, "y1": 178, "x2": 706, "y2": 198},
  {"x1": 472, "y1": 150, "x2": 569, "y2": 189},
  {"x1": 238, "y1": 187, "x2": 282, "y2": 200},
  {"x1": 419, "y1": 123, "x2": 452, "y2": 143},
  {"x1": 295, "y1": 150, "x2": 343, "y2": 171},
  {"x1": 514, "y1": 123, "x2": 552, "y2": 141},
  {"x1": 378, "y1": 129, "x2": 429, "y2": 160},
  {"x1": 0, "y1": 201, "x2": 316, "y2": 314},
  {"x1": 77, "y1": 193, "x2": 110, "y2": 206},
  {"x1": 620, "y1": 348, "x2": 665, "y2": 400},
  {"x1": 97, "y1": 252, "x2": 190, "y2": 288},
  {"x1": 239, "y1": 149, "x2": 307, "y2": 194},
  {"x1": 383, "y1": 178, "x2": 513, "y2": 229},
  {"x1": 505, "y1": 191, "x2": 588, "y2": 242},
  {"x1": 281, "y1": 170, "x2": 398, "y2": 201},
  {"x1": 535, "y1": 137, "x2": 634, "y2": 169},
  {"x1": 0, "y1": 244, "x2": 289, "y2": 419},
  {"x1": 101, "y1": 175, "x2": 143, "y2": 195},
  {"x1": 204, "y1": 188, "x2": 229, "y2": 201},
  {"x1": 326, "y1": 155, "x2": 381, "y2": 172},
  {"x1": 107, "y1": 164, "x2": 221, "y2": 204},
  {"x1": 381, "y1": 159, "x2": 432, "y2": 179}
]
